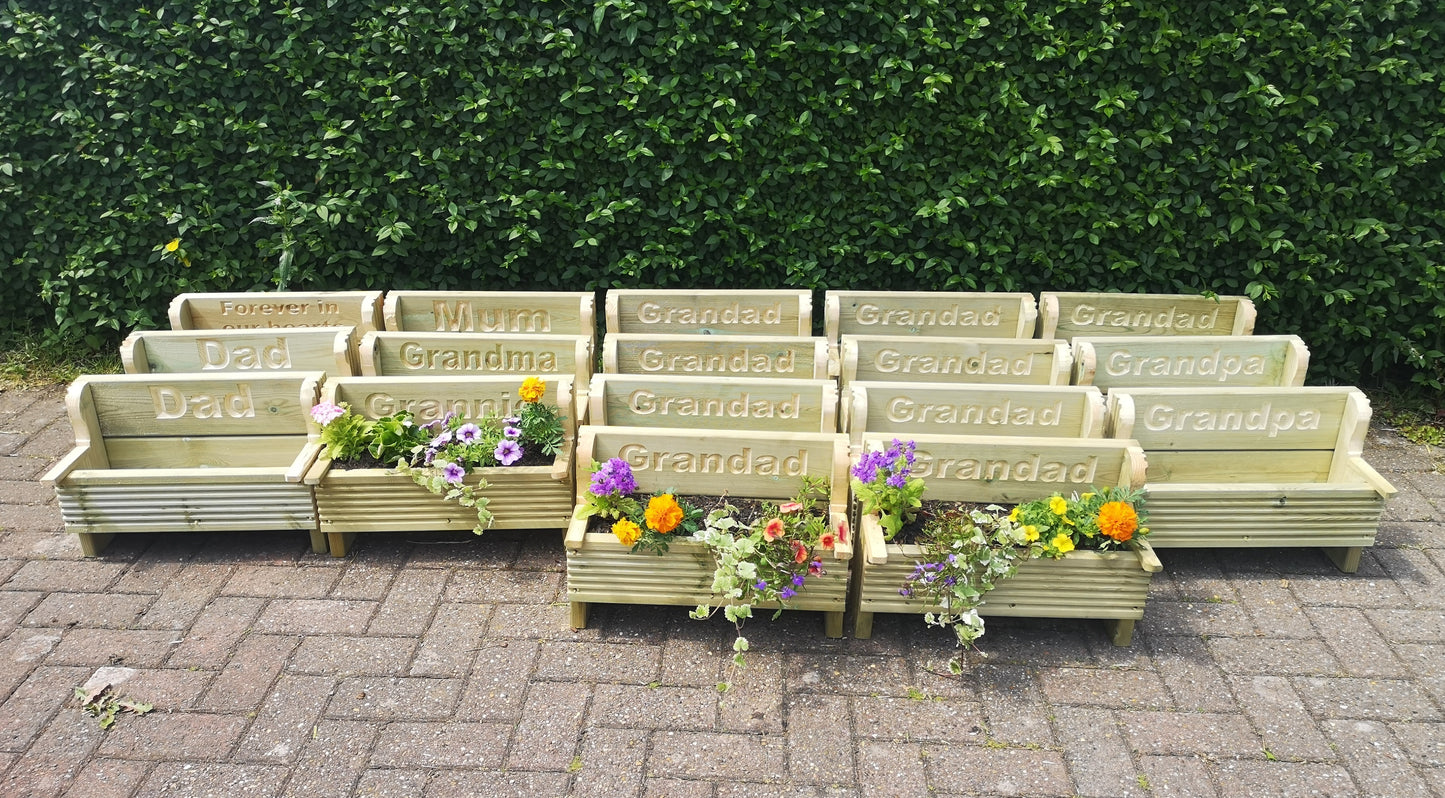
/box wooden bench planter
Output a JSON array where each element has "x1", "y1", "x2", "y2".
[
  {"x1": 169, "y1": 290, "x2": 383, "y2": 365},
  {"x1": 587, "y1": 374, "x2": 838, "y2": 433},
  {"x1": 41, "y1": 373, "x2": 326, "y2": 556},
  {"x1": 840, "y1": 335, "x2": 1072, "y2": 386},
  {"x1": 383, "y1": 291, "x2": 595, "y2": 342},
  {"x1": 605, "y1": 289, "x2": 812, "y2": 335},
  {"x1": 304, "y1": 376, "x2": 576, "y2": 556},
  {"x1": 850, "y1": 434, "x2": 1157, "y2": 645},
  {"x1": 1072, "y1": 335, "x2": 1308, "y2": 390},
  {"x1": 603, "y1": 334, "x2": 831, "y2": 380},
  {"x1": 121, "y1": 327, "x2": 358, "y2": 376},
  {"x1": 826, "y1": 291, "x2": 1038, "y2": 340},
  {"x1": 1106, "y1": 386, "x2": 1396, "y2": 572},
  {"x1": 843, "y1": 382, "x2": 1105, "y2": 450},
  {"x1": 1038, "y1": 291, "x2": 1255, "y2": 340},
  {"x1": 564, "y1": 426, "x2": 853, "y2": 637}
]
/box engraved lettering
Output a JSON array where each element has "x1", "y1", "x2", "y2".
[
  {"x1": 398, "y1": 341, "x2": 560, "y2": 373},
  {"x1": 635, "y1": 347, "x2": 798, "y2": 375},
  {"x1": 635, "y1": 302, "x2": 784, "y2": 327},
  {"x1": 150, "y1": 384, "x2": 255, "y2": 420},
  {"x1": 364, "y1": 392, "x2": 522, "y2": 424},
  {"x1": 885, "y1": 397, "x2": 1062, "y2": 428},
  {"x1": 618, "y1": 443, "x2": 807, "y2": 476},
  {"x1": 1069, "y1": 304, "x2": 1221, "y2": 332},
  {"x1": 1104, "y1": 349, "x2": 1266, "y2": 382},
  {"x1": 196, "y1": 337, "x2": 291, "y2": 370},
  {"x1": 911, "y1": 450, "x2": 1098, "y2": 483},
  {"x1": 626, "y1": 390, "x2": 801, "y2": 421},
  {"x1": 854, "y1": 304, "x2": 1003, "y2": 329},
  {"x1": 874, "y1": 349, "x2": 1033, "y2": 377},
  {"x1": 1142, "y1": 402, "x2": 1322, "y2": 438}
]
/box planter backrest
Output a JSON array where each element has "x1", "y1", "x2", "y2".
[
  {"x1": 383, "y1": 291, "x2": 595, "y2": 340},
  {"x1": 168, "y1": 291, "x2": 383, "y2": 364},
  {"x1": 1073, "y1": 335, "x2": 1308, "y2": 390},
  {"x1": 1106, "y1": 386, "x2": 1369, "y2": 483},
  {"x1": 845, "y1": 383, "x2": 1105, "y2": 448},
  {"x1": 121, "y1": 327, "x2": 357, "y2": 376},
  {"x1": 839, "y1": 335, "x2": 1072, "y2": 386},
  {"x1": 576, "y1": 426, "x2": 850, "y2": 509},
  {"x1": 357, "y1": 331, "x2": 591, "y2": 390},
  {"x1": 588, "y1": 374, "x2": 837, "y2": 433},
  {"x1": 59, "y1": 372, "x2": 321, "y2": 469},
  {"x1": 605, "y1": 289, "x2": 812, "y2": 335},
  {"x1": 1037, "y1": 292, "x2": 1255, "y2": 341},
  {"x1": 603, "y1": 334, "x2": 830, "y2": 380},
  {"x1": 859, "y1": 433, "x2": 1145, "y2": 504},
  {"x1": 824, "y1": 291, "x2": 1037, "y2": 342},
  {"x1": 323, "y1": 376, "x2": 575, "y2": 440}
]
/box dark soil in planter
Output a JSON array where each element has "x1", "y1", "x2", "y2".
[
  {"x1": 583, "y1": 495, "x2": 799, "y2": 537},
  {"x1": 891, "y1": 500, "x2": 1013, "y2": 546},
  {"x1": 332, "y1": 450, "x2": 555, "y2": 471}
]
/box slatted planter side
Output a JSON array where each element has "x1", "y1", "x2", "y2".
[
  {"x1": 169, "y1": 290, "x2": 384, "y2": 365},
  {"x1": 1037, "y1": 292, "x2": 1255, "y2": 341},
  {"x1": 382, "y1": 291, "x2": 595, "y2": 341},
  {"x1": 605, "y1": 289, "x2": 812, "y2": 336},
  {"x1": 587, "y1": 374, "x2": 838, "y2": 433}
]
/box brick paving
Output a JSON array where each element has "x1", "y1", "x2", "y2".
[{"x1": 1, "y1": 383, "x2": 1443, "y2": 797}]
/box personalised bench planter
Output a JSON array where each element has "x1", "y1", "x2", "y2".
[
  {"x1": 1107, "y1": 386, "x2": 1396, "y2": 572},
  {"x1": 169, "y1": 290, "x2": 383, "y2": 364},
  {"x1": 605, "y1": 289, "x2": 812, "y2": 336},
  {"x1": 825, "y1": 291, "x2": 1038, "y2": 341},
  {"x1": 383, "y1": 291, "x2": 595, "y2": 341},
  {"x1": 839, "y1": 335, "x2": 1072, "y2": 386},
  {"x1": 1073, "y1": 335, "x2": 1308, "y2": 390},
  {"x1": 588, "y1": 374, "x2": 838, "y2": 433},
  {"x1": 603, "y1": 334, "x2": 830, "y2": 380},
  {"x1": 843, "y1": 383, "x2": 1105, "y2": 451},
  {"x1": 304, "y1": 376, "x2": 576, "y2": 556},
  {"x1": 564, "y1": 426, "x2": 853, "y2": 638},
  {"x1": 1037, "y1": 292, "x2": 1255, "y2": 341},
  {"x1": 121, "y1": 327, "x2": 358, "y2": 376},
  {"x1": 850, "y1": 434, "x2": 1157, "y2": 645},
  {"x1": 42, "y1": 373, "x2": 326, "y2": 556}
]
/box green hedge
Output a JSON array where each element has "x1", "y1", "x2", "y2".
[{"x1": 2, "y1": 0, "x2": 1441, "y2": 386}]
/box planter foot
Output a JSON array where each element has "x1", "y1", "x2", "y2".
[
  {"x1": 327, "y1": 532, "x2": 357, "y2": 558},
  {"x1": 824, "y1": 611, "x2": 844, "y2": 639},
  {"x1": 1322, "y1": 546, "x2": 1362, "y2": 574},
  {"x1": 570, "y1": 601, "x2": 589, "y2": 630},
  {"x1": 309, "y1": 530, "x2": 327, "y2": 555},
  {"x1": 77, "y1": 532, "x2": 114, "y2": 558},
  {"x1": 853, "y1": 610, "x2": 875, "y2": 640},
  {"x1": 1104, "y1": 619, "x2": 1136, "y2": 647}
]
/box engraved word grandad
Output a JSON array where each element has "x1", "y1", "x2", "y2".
[
  {"x1": 638, "y1": 347, "x2": 798, "y2": 374},
  {"x1": 886, "y1": 397, "x2": 1064, "y2": 427},
  {"x1": 1070, "y1": 304, "x2": 1220, "y2": 332},
  {"x1": 635, "y1": 302, "x2": 783, "y2": 326},
  {"x1": 854, "y1": 304, "x2": 1003, "y2": 329},
  {"x1": 619, "y1": 443, "x2": 808, "y2": 476},
  {"x1": 628, "y1": 390, "x2": 802, "y2": 420},
  {"x1": 911, "y1": 451, "x2": 1098, "y2": 483},
  {"x1": 874, "y1": 348, "x2": 1033, "y2": 377}
]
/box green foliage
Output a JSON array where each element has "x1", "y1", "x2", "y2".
[{"x1": 2, "y1": 1, "x2": 1441, "y2": 386}]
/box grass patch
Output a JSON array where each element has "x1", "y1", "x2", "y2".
[
  {"x1": 1373, "y1": 387, "x2": 1445, "y2": 447},
  {"x1": 0, "y1": 331, "x2": 121, "y2": 389}
]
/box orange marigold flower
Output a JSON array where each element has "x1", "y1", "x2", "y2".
[
  {"x1": 1096, "y1": 501, "x2": 1139, "y2": 542},
  {"x1": 519, "y1": 376, "x2": 546, "y2": 403},
  {"x1": 763, "y1": 518, "x2": 785, "y2": 541},
  {"x1": 611, "y1": 518, "x2": 642, "y2": 546},
  {"x1": 644, "y1": 494, "x2": 684, "y2": 534}
]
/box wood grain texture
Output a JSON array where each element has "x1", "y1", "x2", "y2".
[
  {"x1": 122, "y1": 328, "x2": 357, "y2": 376},
  {"x1": 844, "y1": 382, "x2": 1104, "y2": 448},
  {"x1": 840, "y1": 335, "x2": 1072, "y2": 386},
  {"x1": 358, "y1": 331, "x2": 592, "y2": 391},
  {"x1": 1038, "y1": 292, "x2": 1255, "y2": 340},
  {"x1": 168, "y1": 290, "x2": 382, "y2": 364},
  {"x1": 603, "y1": 333, "x2": 830, "y2": 379},
  {"x1": 1072, "y1": 334, "x2": 1308, "y2": 389},
  {"x1": 824, "y1": 291, "x2": 1037, "y2": 341},
  {"x1": 587, "y1": 374, "x2": 837, "y2": 432},
  {"x1": 605, "y1": 289, "x2": 812, "y2": 335},
  {"x1": 383, "y1": 290, "x2": 595, "y2": 337}
]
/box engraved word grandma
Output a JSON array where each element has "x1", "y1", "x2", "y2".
[{"x1": 399, "y1": 341, "x2": 560, "y2": 372}]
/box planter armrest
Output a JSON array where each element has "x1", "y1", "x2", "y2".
[
  {"x1": 564, "y1": 515, "x2": 588, "y2": 551},
  {"x1": 287, "y1": 441, "x2": 325, "y2": 484},
  {"x1": 828, "y1": 507, "x2": 853, "y2": 561},
  {"x1": 302, "y1": 452, "x2": 333, "y2": 485},
  {"x1": 550, "y1": 440, "x2": 573, "y2": 482},
  {"x1": 1344, "y1": 455, "x2": 1397, "y2": 499},
  {"x1": 860, "y1": 512, "x2": 889, "y2": 565},
  {"x1": 1133, "y1": 539, "x2": 1163, "y2": 573},
  {"x1": 41, "y1": 443, "x2": 101, "y2": 486}
]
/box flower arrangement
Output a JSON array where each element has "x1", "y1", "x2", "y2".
[
  {"x1": 574, "y1": 457, "x2": 704, "y2": 555},
  {"x1": 690, "y1": 475, "x2": 842, "y2": 666},
  {"x1": 859, "y1": 440, "x2": 1149, "y2": 671},
  {"x1": 310, "y1": 377, "x2": 566, "y2": 534},
  {"x1": 851, "y1": 438, "x2": 925, "y2": 540}
]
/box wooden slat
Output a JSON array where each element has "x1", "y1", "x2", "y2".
[
  {"x1": 122, "y1": 328, "x2": 356, "y2": 376},
  {"x1": 824, "y1": 291, "x2": 1037, "y2": 341},
  {"x1": 169, "y1": 290, "x2": 383, "y2": 333},
  {"x1": 383, "y1": 291, "x2": 595, "y2": 337},
  {"x1": 603, "y1": 334, "x2": 829, "y2": 380},
  {"x1": 1141, "y1": 488, "x2": 1386, "y2": 547},
  {"x1": 105, "y1": 436, "x2": 315, "y2": 469},
  {"x1": 605, "y1": 289, "x2": 812, "y2": 336},
  {"x1": 1107, "y1": 387, "x2": 1358, "y2": 451},
  {"x1": 840, "y1": 335, "x2": 1071, "y2": 385},
  {"x1": 358, "y1": 332, "x2": 591, "y2": 389},
  {"x1": 77, "y1": 372, "x2": 321, "y2": 438},
  {"x1": 56, "y1": 482, "x2": 315, "y2": 533},
  {"x1": 1072, "y1": 335, "x2": 1308, "y2": 389},
  {"x1": 315, "y1": 468, "x2": 572, "y2": 532},
  {"x1": 1144, "y1": 450, "x2": 1333, "y2": 483},
  {"x1": 1038, "y1": 291, "x2": 1255, "y2": 340},
  {"x1": 587, "y1": 374, "x2": 837, "y2": 433},
  {"x1": 845, "y1": 382, "x2": 1104, "y2": 447}
]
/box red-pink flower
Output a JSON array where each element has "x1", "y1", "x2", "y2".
[
  {"x1": 779, "y1": 501, "x2": 803, "y2": 515},
  {"x1": 791, "y1": 540, "x2": 808, "y2": 564},
  {"x1": 808, "y1": 560, "x2": 823, "y2": 576},
  {"x1": 836, "y1": 520, "x2": 848, "y2": 545},
  {"x1": 763, "y1": 518, "x2": 785, "y2": 541},
  {"x1": 819, "y1": 531, "x2": 836, "y2": 550}
]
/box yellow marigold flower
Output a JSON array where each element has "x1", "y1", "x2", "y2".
[
  {"x1": 1050, "y1": 533, "x2": 1075, "y2": 555},
  {"x1": 1096, "y1": 501, "x2": 1140, "y2": 543},
  {"x1": 611, "y1": 518, "x2": 642, "y2": 546},
  {"x1": 165, "y1": 238, "x2": 181, "y2": 252},
  {"x1": 519, "y1": 376, "x2": 546, "y2": 403},
  {"x1": 645, "y1": 494, "x2": 684, "y2": 534},
  {"x1": 1049, "y1": 496, "x2": 1068, "y2": 516},
  {"x1": 1024, "y1": 525, "x2": 1039, "y2": 542}
]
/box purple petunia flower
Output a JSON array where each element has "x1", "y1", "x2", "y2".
[
  {"x1": 779, "y1": 587, "x2": 797, "y2": 600},
  {"x1": 503, "y1": 415, "x2": 521, "y2": 426},
  {"x1": 886, "y1": 472, "x2": 907, "y2": 489},
  {"x1": 423, "y1": 449, "x2": 437, "y2": 466},
  {"x1": 309, "y1": 402, "x2": 345, "y2": 426},
  {"x1": 495, "y1": 439, "x2": 523, "y2": 466},
  {"x1": 791, "y1": 573, "x2": 805, "y2": 588},
  {"x1": 503, "y1": 426, "x2": 522, "y2": 438},
  {"x1": 455, "y1": 423, "x2": 482, "y2": 444},
  {"x1": 431, "y1": 431, "x2": 452, "y2": 449},
  {"x1": 442, "y1": 462, "x2": 466, "y2": 484},
  {"x1": 588, "y1": 457, "x2": 637, "y2": 497}
]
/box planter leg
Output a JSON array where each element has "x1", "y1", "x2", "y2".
[
  {"x1": 1104, "y1": 619, "x2": 1136, "y2": 647},
  {"x1": 853, "y1": 610, "x2": 875, "y2": 640},
  {"x1": 327, "y1": 532, "x2": 356, "y2": 558},
  {"x1": 823, "y1": 611, "x2": 844, "y2": 639},
  {"x1": 1322, "y1": 546, "x2": 1362, "y2": 574},
  {"x1": 76, "y1": 532, "x2": 114, "y2": 558},
  {"x1": 570, "y1": 601, "x2": 588, "y2": 630},
  {"x1": 308, "y1": 530, "x2": 328, "y2": 555}
]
